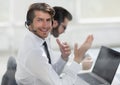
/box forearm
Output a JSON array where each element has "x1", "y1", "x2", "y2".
[{"x1": 52, "y1": 56, "x2": 67, "y2": 75}]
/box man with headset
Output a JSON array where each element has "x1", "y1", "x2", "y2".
[{"x1": 15, "y1": 3, "x2": 93, "y2": 85}]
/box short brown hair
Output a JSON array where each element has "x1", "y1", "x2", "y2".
[{"x1": 25, "y1": 3, "x2": 55, "y2": 26}]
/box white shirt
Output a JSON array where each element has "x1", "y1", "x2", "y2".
[{"x1": 15, "y1": 30, "x2": 82, "y2": 85}]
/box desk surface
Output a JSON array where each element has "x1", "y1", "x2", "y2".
[
  {"x1": 76, "y1": 47, "x2": 120, "y2": 85},
  {"x1": 77, "y1": 71, "x2": 120, "y2": 85}
]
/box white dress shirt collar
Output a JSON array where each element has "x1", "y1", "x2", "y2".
[{"x1": 27, "y1": 30, "x2": 48, "y2": 46}]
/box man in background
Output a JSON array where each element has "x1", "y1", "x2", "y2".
[
  {"x1": 51, "y1": 6, "x2": 72, "y2": 38},
  {"x1": 51, "y1": 6, "x2": 93, "y2": 70}
]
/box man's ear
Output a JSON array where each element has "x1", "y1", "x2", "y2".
[{"x1": 52, "y1": 20, "x2": 58, "y2": 28}]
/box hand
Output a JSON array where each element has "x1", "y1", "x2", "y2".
[
  {"x1": 82, "y1": 56, "x2": 93, "y2": 70},
  {"x1": 56, "y1": 39, "x2": 71, "y2": 61},
  {"x1": 74, "y1": 35, "x2": 94, "y2": 63}
]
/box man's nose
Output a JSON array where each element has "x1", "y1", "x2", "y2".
[{"x1": 42, "y1": 21, "x2": 49, "y2": 27}]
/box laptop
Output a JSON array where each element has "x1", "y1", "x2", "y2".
[{"x1": 78, "y1": 46, "x2": 120, "y2": 85}]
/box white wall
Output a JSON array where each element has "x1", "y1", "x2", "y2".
[
  {"x1": 51, "y1": 23, "x2": 120, "y2": 50},
  {"x1": 0, "y1": 0, "x2": 120, "y2": 54}
]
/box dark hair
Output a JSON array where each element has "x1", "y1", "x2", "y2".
[
  {"x1": 53, "y1": 6, "x2": 72, "y2": 25},
  {"x1": 51, "y1": 6, "x2": 72, "y2": 37},
  {"x1": 25, "y1": 3, "x2": 55, "y2": 26}
]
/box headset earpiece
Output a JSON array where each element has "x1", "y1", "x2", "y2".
[{"x1": 25, "y1": 20, "x2": 31, "y2": 26}]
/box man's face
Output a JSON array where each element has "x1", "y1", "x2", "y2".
[
  {"x1": 30, "y1": 10, "x2": 52, "y2": 39},
  {"x1": 52, "y1": 18, "x2": 69, "y2": 37}
]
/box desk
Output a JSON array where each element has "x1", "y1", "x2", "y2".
[
  {"x1": 76, "y1": 71, "x2": 120, "y2": 85},
  {"x1": 75, "y1": 47, "x2": 120, "y2": 85}
]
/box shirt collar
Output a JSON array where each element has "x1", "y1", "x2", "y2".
[{"x1": 27, "y1": 31, "x2": 48, "y2": 46}]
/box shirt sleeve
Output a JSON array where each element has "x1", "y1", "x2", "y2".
[
  {"x1": 49, "y1": 46, "x2": 67, "y2": 75},
  {"x1": 52, "y1": 56, "x2": 66, "y2": 75},
  {"x1": 25, "y1": 48, "x2": 82, "y2": 85}
]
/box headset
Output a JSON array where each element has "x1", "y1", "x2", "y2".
[
  {"x1": 25, "y1": 20, "x2": 37, "y2": 33},
  {"x1": 25, "y1": 20, "x2": 31, "y2": 27},
  {"x1": 25, "y1": 11, "x2": 37, "y2": 32},
  {"x1": 25, "y1": 7, "x2": 35, "y2": 27},
  {"x1": 25, "y1": 9, "x2": 34, "y2": 31},
  {"x1": 25, "y1": 20, "x2": 32, "y2": 31},
  {"x1": 25, "y1": 10, "x2": 32, "y2": 28}
]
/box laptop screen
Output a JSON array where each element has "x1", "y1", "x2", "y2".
[{"x1": 92, "y1": 46, "x2": 120, "y2": 84}]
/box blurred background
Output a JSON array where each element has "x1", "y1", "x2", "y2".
[{"x1": 0, "y1": 0, "x2": 120, "y2": 84}]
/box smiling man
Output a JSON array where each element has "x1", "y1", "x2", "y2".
[{"x1": 15, "y1": 3, "x2": 94, "y2": 85}]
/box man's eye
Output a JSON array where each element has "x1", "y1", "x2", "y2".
[
  {"x1": 38, "y1": 19, "x2": 42, "y2": 22},
  {"x1": 38, "y1": 20, "x2": 42, "y2": 21},
  {"x1": 47, "y1": 19, "x2": 51, "y2": 22}
]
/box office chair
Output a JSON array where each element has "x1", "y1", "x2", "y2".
[{"x1": 1, "y1": 56, "x2": 17, "y2": 85}]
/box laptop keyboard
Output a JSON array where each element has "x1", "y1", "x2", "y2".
[{"x1": 78, "y1": 73, "x2": 103, "y2": 85}]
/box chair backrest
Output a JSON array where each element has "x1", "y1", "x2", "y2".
[{"x1": 1, "y1": 56, "x2": 17, "y2": 85}]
